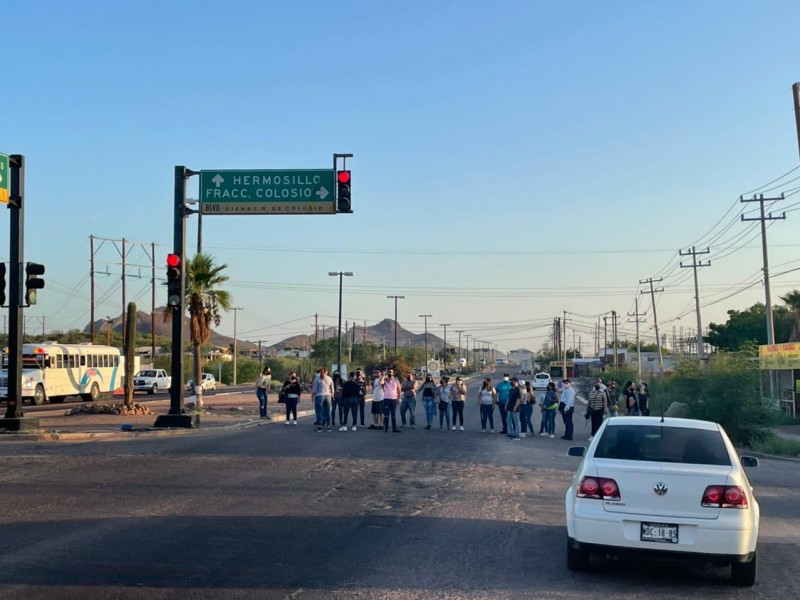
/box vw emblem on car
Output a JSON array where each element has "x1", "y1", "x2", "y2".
[{"x1": 654, "y1": 482, "x2": 668, "y2": 496}]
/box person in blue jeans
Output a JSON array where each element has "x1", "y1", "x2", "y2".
[
  {"x1": 419, "y1": 375, "x2": 437, "y2": 429},
  {"x1": 436, "y1": 377, "x2": 452, "y2": 430},
  {"x1": 312, "y1": 367, "x2": 334, "y2": 432},
  {"x1": 521, "y1": 381, "x2": 534, "y2": 435},
  {"x1": 495, "y1": 374, "x2": 512, "y2": 435},
  {"x1": 400, "y1": 373, "x2": 418, "y2": 428},
  {"x1": 505, "y1": 377, "x2": 522, "y2": 439},
  {"x1": 256, "y1": 367, "x2": 272, "y2": 419},
  {"x1": 541, "y1": 381, "x2": 559, "y2": 438}
]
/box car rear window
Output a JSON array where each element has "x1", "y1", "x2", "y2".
[{"x1": 593, "y1": 425, "x2": 731, "y2": 466}]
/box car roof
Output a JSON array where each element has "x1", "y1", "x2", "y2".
[{"x1": 603, "y1": 416, "x2": 720, "y2": 431}]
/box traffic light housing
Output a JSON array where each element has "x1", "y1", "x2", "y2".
[
  {"x1": 337, "y1": 170, "x2": 352, "y2": 213},
  {"x1": 25, "y1": 262, "x2": 45, "y2": 306},
  {"x1": 166, "y1": 253, "x2": 183, "y2": 308},
  {"x1": 0, "y1": 263, "x2": 5, "y2": 307}
]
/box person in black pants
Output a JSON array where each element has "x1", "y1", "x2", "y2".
[
  {"x1": 355, "y1": 370, "x2": 367, "y2": 426},
  {"x1": 281, "y1": 373, "x2": 302, "y2": 426}
]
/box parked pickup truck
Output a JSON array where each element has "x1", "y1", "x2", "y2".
[{"x1": 133, "y1": 369, "x2": 172, "y2": 395}]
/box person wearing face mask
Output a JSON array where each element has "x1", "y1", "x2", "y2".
[
  {"x1": 587, "y1": 380, "x2": 608, "y2": 441},
  {"x1": 450, "y1": 376, "x2": 467, "y2": 431},
  {"x1": 495, "y1": 374, "x2": 512, "y2": 435},
  {"x1": 559, "y1": 378, "x2": 575, "y2": 440}
]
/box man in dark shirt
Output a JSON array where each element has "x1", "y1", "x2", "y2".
[
  {"x1": 506, "y1": 377, "x2": 522, "y2": 440},
  {"x1": 355, "y1": 370, "x2": 367, "y2": 427},
  {"x1": 341, "y1": 372, "x2": 362, "y2": 431}
]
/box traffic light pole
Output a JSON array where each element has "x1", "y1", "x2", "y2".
[
  {"x1": 154, "y1": 166, "x2": 196, "y2": 428},
  {"x1": 1, "y1": 154, "x2": 37, "y2": 429}
]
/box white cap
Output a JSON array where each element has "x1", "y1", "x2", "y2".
[{"x1": 519, "y1": 380, "x2": 526, "y2": 385}]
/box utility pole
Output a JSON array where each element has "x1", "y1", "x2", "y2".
[
  {"x1": 628, "y1": 298, "x2": 647, "y2": 381},
  {"x1": 562, "y1": 310, "x2": 567, "y2": 379},
  {"x1": 640, "y1": 277, "x2": 664, "y2": 375},
  {"x1": 741, "y1": 193, "x2": 785, "y2": 397},
  {"x1": 679, "y1": 246, "x2": 711, "y2": 359},
  {"x1": 465, "y1": 334, "x2": 471, "y2": 370},
  {"x1": 603, "y1": 316, "x2": 607, "y2": 365},
  {"x1": 419, "y1": 314, "x2": 433, "y2": 362},
  {"x1": 456, "y1": 330, "x2": 464, "y2": 365},
  {"x1": 331, "y1": 272, "x2": 354, "y2": 372},
  {"x1": 439, "y1": 323, "x2": 451, "y2": 370},
  {"x1": 793, "y1": 83, "x2": 800, "y2": 162},
  {"x1": 314, "y1": 313, "x2": 319, "y2": 347},
  {"x1": 611, "y1": 310, "x2": 618, "y2": 368},
  {"x1": 231, "y1": 307, "x2": 244, "y2": 385},
  {"x1": 387, "y1": 295, "x2": 405, "y2": 356}
]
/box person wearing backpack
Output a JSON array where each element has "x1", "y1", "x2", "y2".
[{"x1": 419, "y1": 374, "x2": 437, "y2": 430}]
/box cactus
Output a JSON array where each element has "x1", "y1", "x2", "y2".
[{"x1": 124, "y1": 302, "x2": 136, "y2": 409}]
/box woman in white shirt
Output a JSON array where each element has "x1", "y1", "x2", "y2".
[
  {"x1": 435, "y1": 377, "x2": 452, "y2": 430},
  {"x1": 477, "y1": 377, "x2": 497, "y2": 432}
]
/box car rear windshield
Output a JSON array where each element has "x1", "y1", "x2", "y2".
[{"x1": 594, "y1": 425, "x2": 731, "y2": 466}]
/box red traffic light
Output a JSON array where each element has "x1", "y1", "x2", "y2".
[
  {"x1": 166, "y1": 254, "x2": 181, "y2": 268},
  {"x1": 337, "y1": 170, "x2": 351, "y2": 184}
]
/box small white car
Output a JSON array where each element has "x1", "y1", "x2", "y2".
[
  {"x1": 185, "y1": 373, "x2": 216, "y2": 392},
  {"x1": 532, "y1": 372, "x2": 551, "y2": 390},
  {"x1": 565, "y1": 417, "x2": 760, "y2": 586}
]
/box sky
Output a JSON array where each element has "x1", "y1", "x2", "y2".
[{"x1": 3, "y1": 0, "x2": 800, "y2": 354}]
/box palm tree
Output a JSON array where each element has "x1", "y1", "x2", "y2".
[
  {"x1": 781, "y1": 290, "x2": 800, "y2": 342},
  {"x1": 164, "y1": 253, "x2": 232, "y2": 407}
]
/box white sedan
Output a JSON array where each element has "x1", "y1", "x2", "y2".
[
  {"x1": 185, "y1": 373, "x2": 217, "y2": 392},
  {"x1": 565, "y1": 416, "x2": 760, "y2": 586},
  {"x1": 532, "y1": 372, "x2": 551, "y2": 390}
]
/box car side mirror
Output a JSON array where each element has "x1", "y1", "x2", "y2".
[
  {"x1": 740, "y1": 455, "x2": 759, "y2": 468},
  {"x1": 568, "y1": 446, "x2": 585, "y2": 457}
]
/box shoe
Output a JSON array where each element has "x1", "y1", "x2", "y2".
[
  {"x1": 284, "y1": 421, "x2": 291, "y2": 426},
  {"x1": 327, "y1": 427, "x2": 332, "y2": 432},
  {"x1": 425, "y1": 425, "x2": 431, "y2": 430},
  {"x1": 339, "y1": 426, "x2": 347, "y2": 431},
  {"x1": 439, "y1": 426, "x2": 443, "y2": 430},
  {"x1": 549, "y1": 434, "x2": 555, "y2": 439},
  {"x1": 482, "y1": 429, "x2": 486, "y2": 433},
  {"x1": 313, "y1": 422, "x2": 319, "y2": 426},
  {"x1": 490, "y1": 429, "x2": 494, "y2": 433},
  {"x1": 459, "y1": 426, "x2": 464, "y2": 431},
  {"x1": 451, "y1": 426, "x2": 456, "y2": 431},
  {"x1": 392, "y1": 429, "x2": 401, "y2": 433},
  {"x1": 512, "y1": 437, "x2": 520, "y2": 441},
  {"x1": 316, "y1": 427, "x2": 322, "y2": 432},
  {"x1": 292, "y1": 420, "x2": 298, "y2": 426},
  {"x1": 499, "y1": 431, "x2": 507, "y2": 435},
  {"x1": 367, "y1": 425, "x2": 375, "y2": 430},
  {"x1": 351, "y1": 426, "x2": 357, "y2": 431},
  {"x1": 411, "y1": 425, "x2": 415, "y2": 429},
  {"x1": 540, "y1": 433, "x2": 548, "y2": 437},
  {"x1": 520, "y1": 433, "x2": 526, "y2": 438}
]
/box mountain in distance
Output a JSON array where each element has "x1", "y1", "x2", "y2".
[{"x1": 83, "y1": 314, "x2": 450, "y2": 353}]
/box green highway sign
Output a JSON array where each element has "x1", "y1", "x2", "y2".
[
  {"x1": 0, "y1": 153, "x2": 9, "y2": 204},
  {"x1": 199, "y1": 169, "x2": 336, "y2": 215}
]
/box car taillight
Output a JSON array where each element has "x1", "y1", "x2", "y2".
[
  {"x1": 702, "y1": 485, "x2": 748, "y2": 509},
  {"x1": 578, "y1": 477, "x2": 621, "y2": 501}
]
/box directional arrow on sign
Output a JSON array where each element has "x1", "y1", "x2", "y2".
[
  {"x1": 316, "y1": 186, "x2": 329, "y2": 200},
  {"x1": 212, "y1": 174, "x2": 224, "y2": 188}
]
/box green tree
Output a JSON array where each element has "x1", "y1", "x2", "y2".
[
  {"x1": 165, "y1": 253, "x2": 232, "y2": 406},
  {"x1": 706, "y1": 302, "x2": 793, "y2": 352},
  {"x1": 780, "y1": 290, "x2": 800, "y2": 342}
]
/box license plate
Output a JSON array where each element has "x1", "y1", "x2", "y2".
[{"x1": 640, "y1": 522, "x2": 679, "y2": 544}]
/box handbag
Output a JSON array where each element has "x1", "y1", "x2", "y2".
[
  {"x1": 278, "y1": 392, "x2": 288, "y2": 404},
  {"x1": 558, "y1": 401, "x2": 566, "y2": 414},
  {"x1": 438, "y1": 400, "x2": 448, "y2": 411}
]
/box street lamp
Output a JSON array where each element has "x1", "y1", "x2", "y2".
[
  {"x1": 330, "y1": 272, "x2": 354, "y2": 372},
  {"x1": 419, "y1": 314, "x2": 433, "y2": 363},
  {"x1": 387, "y1": 295, "x2": 405, "y2": 356}
]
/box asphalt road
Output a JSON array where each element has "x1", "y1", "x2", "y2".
[{"x1": 0, "y1": 370, "x2": 797, "y2": 599}]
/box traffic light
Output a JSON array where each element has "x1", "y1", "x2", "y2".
[
  {"x1": 25, "y1": 262, "x2": 45, "y2": 306},
  {"x1": 337, "y1": 170, "x2": 352, "y2": 213},
  {"x1": 166, "y1": 253, "x2": 183, "y2": 308},
  {"x1": 0, "y1": 263, "x2": 5, "y2": 307}
]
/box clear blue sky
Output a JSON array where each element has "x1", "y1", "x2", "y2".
[{"x1": 3, "y1": 0, "x2": 800, "y2": 353}]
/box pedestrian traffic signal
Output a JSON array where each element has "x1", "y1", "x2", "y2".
[
  {"x1": 166, "y1": 253, "x2": 183, "y2": 308},
  {"x1": 337, "y1": 170, "x2": 352, "y2": 213},
  {"x1": 0, "y1": 263, "x2": 6, "y2": 307},
  {"x1": 25, "y1": 262, "x2": 45, "y2": 306}
]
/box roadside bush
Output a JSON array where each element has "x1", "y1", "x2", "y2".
[
  {"x1": 649, "y1": 354, "x2": 771, "y2": 446},
  {"x1": 749, "y1": 430, "x2": 800, "y2": 457}
]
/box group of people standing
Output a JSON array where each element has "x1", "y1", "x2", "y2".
[
  {"x1": 586, "y1": 377, "x2": 650, "y2": 440},
  {"x1": 263, "y1": 368, "x2": 651, "y2": 442}
]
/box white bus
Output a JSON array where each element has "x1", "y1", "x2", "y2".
[{"x1": 0, "y1": 343, "x2": 132, "y2": 405}]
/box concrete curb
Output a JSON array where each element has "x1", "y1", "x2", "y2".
[{"x1": 0, "y1": 408, "x2": 319, "y2": 442}]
